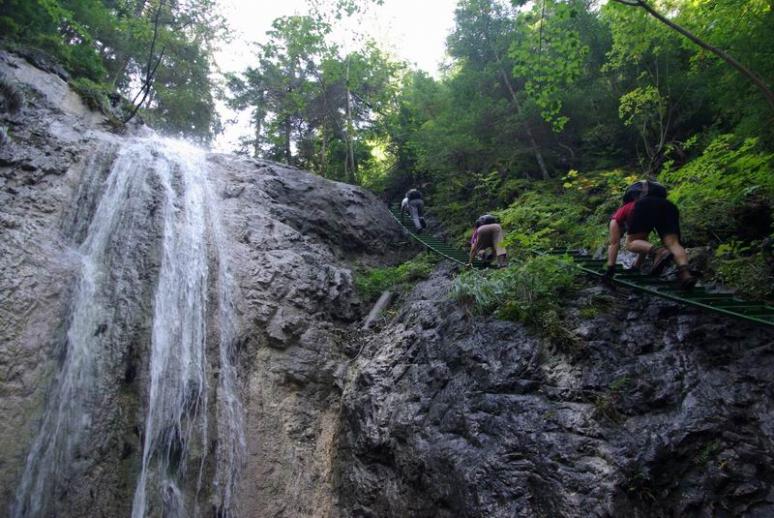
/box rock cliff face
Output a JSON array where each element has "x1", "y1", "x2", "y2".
[
  {"x1": 206, "y1": 153, "x2": 405, "y2": 518},
  {"x1": 2, "y1": 51, "x2": 773, "y2": 518},
  {"x1": 335, "y1": 265, "x2": 774, "y2": 517},
  {"x1": 0, "y1": 51, "x2": 405, "y2": 517}
]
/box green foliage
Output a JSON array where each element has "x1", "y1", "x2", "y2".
[
  {"x1": 711, "y1": 241, "x2": 772, "y2": 301},
  {"x1": 228, "y1": 15, "x2": 403, "y2": 181},
  {"x1": 592, "y1": 375, "x2": 631, "y2": 424},
  {"x1": 308, "y1": 0, "x2": 384, "y2": 21},
  {"x1": 450, "y1": 255, "x2": 577, "y2": 326},
  {"x1": 578, "y1": 305, "x2": 599, "y2": 319},
  {"x1": 0, "y1": 74, "x2": 23, "y2": 114},
  {"x1": 593, "y1": 391, "x2": 624, "y2": 424},
  {"x1": 661, "y1": 135, "x2": 774, "y2": 243},
  {"x1": 608, "y1": 375, "x2": 631, "y2": 392},
  {"x1": 603, "y1": 0, "x2": 774, "y2": 150},
  {"x1": 495, "y1": 169, "x2": 639, "y2": 253},
  {"x1": 355, "y1": 253, "x2": 438, "y2": 302},
  {"x1": 0, "y1": 0, "x2": 226, "y2": 141},
  {"x1": 497, "y1": 188, "x2": 590, "y2": 251},
  {"x1": 69, "y1": 77, "x2": 110, "y2": 112},
  {"x1": 0, "y1": 0, "x2": 107, "y2": 81},
  {"x1": 618, "y1": 86, "x2": 665, "y2": 129},
  {"x1": 509, "y1": 0, "x2": 589, "y2": 131},
  {"x1": 693, "y1": 440, "x2": 722, "y2": 466}
]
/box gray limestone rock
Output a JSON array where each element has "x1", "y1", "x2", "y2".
[
  {"x1": 0, "y1": 51, "x2": 406, "y2": 517},
  {"x1": 334, "y1": 266, "x2": 774, "y2": 517}
]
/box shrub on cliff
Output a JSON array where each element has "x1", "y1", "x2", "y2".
[
  {"x1": 661, "y1": 135, "x2": 773, "y2": 245},
  {"x1": 355, "y1": 253, "x2": 439, "y2": 302},
  {"x1": 0, "y1": 73, "x2": 23, "y2": 114},
  {"x1": 450, "y1": 255, "x2": 578, "y2": 326}
]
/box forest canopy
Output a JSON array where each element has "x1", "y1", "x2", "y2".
[{"x1": 0, "y1": 0, "x2": 227, "y2": 141}]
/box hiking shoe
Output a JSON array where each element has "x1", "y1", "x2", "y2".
[
  {"x1": 650, "y1": 247, "x2": 673, "y2": 275},
  {"x1": 677, "y1": 265, "x2": 697, "y2": 291}
]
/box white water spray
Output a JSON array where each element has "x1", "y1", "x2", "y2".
[
  {"x1": 130, "y1": 140, "x2": 211, "y2": 518},
  {"x1": 13, "y1": 142, "x2": 155, "y2": 518},
  {"x1": 13, "y1": 138, "x2": 245, "y2": 518},
  {"x1": 206, "y1": 176, "x2": 246, "y2": 516},
  {"x1": 131, "y1": 139, "x2": 245, "y2": 518}
]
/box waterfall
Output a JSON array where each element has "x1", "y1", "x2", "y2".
[
  {"x1": 13, "y1": 138, "x2": 245, "y2": 517},
  {"x1": 130, "y1": 140, "x2": 211, "y2": 518},
  {"x1": 12, "y1": 141, "x2": 155, "y2": 518},
  {"x1": 205, "y1": 172, "x2": 246, "y2": 517}
]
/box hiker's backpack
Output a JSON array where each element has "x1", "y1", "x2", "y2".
[
  {"x1": 407, "y1": 189, "x2": 422, "y2": 200},
  {"x1": 477, "y1": 214, "x2": 497, "y2": 225},
  {"x1": 623, "y1": 180, "x2": 667, "y2": 203}
]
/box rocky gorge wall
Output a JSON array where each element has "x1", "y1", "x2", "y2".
[
  {"x1": 335, "y1": 265, "x2": 774, "y2": 517},
  {"x1": 0, "y1": 51, "x2": 407, "y2": 517},
  {"x1": 2, "y1": 51, "x2": 773, "y2": 518}
]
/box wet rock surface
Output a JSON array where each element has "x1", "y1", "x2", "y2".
[
  {"x1": 206, "y1": 153, "x2": 405, "y2": 518},
  {"x1": 335, "y1": 265, "x2": 774, "y2": 517},
  {"x1": 0, "y1": 52, "x2": 122, "y2": 511},
  {"x1": 1, "y1": 51, "x2": 407, "y2": 516}
]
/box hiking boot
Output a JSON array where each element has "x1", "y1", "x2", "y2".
[
  {"x1": 677, "y1": 265, "x2": 697, "y2": 291},
  {"x1": 649, "y1": 246, "x2": 673, "y2": 275}
]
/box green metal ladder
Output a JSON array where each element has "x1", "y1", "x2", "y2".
[
  {"x1": 388, "y1": 204, "x2": 488, "y2": 268},
  {"x1": 548, "y1": 248, "x2": 774, "y2": 328},
  {"x1": 387, "y1": 204, "x2": 773, "y2": 328}
]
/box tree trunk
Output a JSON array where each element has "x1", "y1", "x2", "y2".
[
  {"x1": 344, "y1": 57, "x2": 357, "y2": 184},
  {"x1": 479, "y1": 3, "x2": 551, "y2": 181},
  {"x1": 284, "y1": 119, "x2": 292, "y2": 164},
  {"x1": 108, "y1": 49, "x2": 133, "y2": 89},
  {"x1": 253, "y1": 109, "x2": 263, "y2": 159},
  {"x1": 108, "y1": 0, "x2": 150, "y2": 88},
  {"x1": 614, "y1": 0, "x2": 774, "y2": 112},
  {"x1": 123, "y1": 0, "x2": 165, "y2": 124},
  {"x1": 134, "y1": 0, "x2": 148, "y2": 16},
  {"x1": 319, "y1": 126, "x2": 328, "y2": 177},
  {"x1": 361, "y1": 291, "x2": 393, "y2": 330},
  {"x1": 496, "y1": 64, "x2": 550, "y2": 180}
]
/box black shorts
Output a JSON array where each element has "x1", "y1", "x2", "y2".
[{"x1": 628, "y1": 196, "x2": 681, "y2": 239}]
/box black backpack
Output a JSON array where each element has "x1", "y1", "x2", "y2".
[
  {"x1": 407, "y1": 189, "x2": 422, "y2": 200},
  {"x1": 476, "y1": 214, "x2": 497, "y2": 226},
  {"x1": 623, "y1": 180, "x2": 667, "y2": 203}
]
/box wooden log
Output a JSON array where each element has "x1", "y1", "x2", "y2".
[{"x1": 362, "y1": 290, "x2": 393, "y2": 330}]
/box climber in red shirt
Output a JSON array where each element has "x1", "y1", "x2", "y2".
[{"x1": 606, "y1": 180, "x2": 696, "y2": 290}]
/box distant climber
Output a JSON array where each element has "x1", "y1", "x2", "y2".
[
  {"x1": 469, "y1": 215, "x2": 507, "y2": 268},
  {"x1": 401, "y1": 189, "x2": 426, "y2": 232},
  {"x1": 605, "y1": 180, "x2": 696, "y2": 290},
  {"x1": 469, "y1": 214, "x2": 497, "y2": 257}
]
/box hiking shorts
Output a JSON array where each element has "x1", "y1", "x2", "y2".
[
  {"x1": 629, "y1": 196, "x2": 681, "y2": 239},
  {"x1": 475, "y1": 223, "x2": 506, "y2": 256}
]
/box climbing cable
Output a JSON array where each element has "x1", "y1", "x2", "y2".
[
  {"x1": 388, "y1": 205, "x2": 773, "y2": 328},
  {"x1": 548, "y1": 248, "x2": 774, "y2": 329},
  {"x1": 388, "y1": 204, "x2": 488, "y2": 268}
]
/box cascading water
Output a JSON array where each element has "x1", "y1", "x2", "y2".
[
  {"x1": 131, "y1": 139, "x2": 245, "y2": 518},
  {"x1": 12, "y1": 141, "x2": 156, "y2": 518},
  {"x1": 13, "y1": 137, "x2": 245, "y2": 518},
  {"x1": 130, "y1": 140, "x2": 211, "y2": 517},
  {"x1": 205, "y1": 174, "x2": 246, "y2": 517}
]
